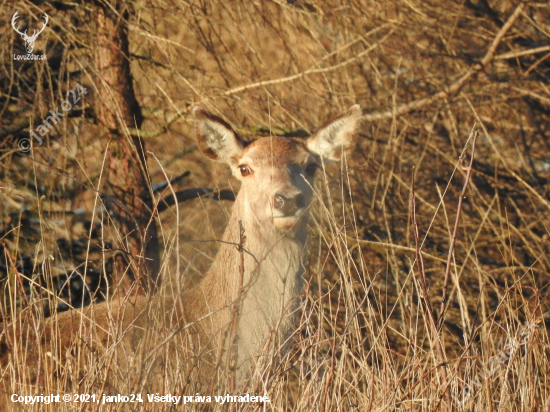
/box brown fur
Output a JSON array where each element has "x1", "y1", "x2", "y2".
[{"x1": 0, "y1": 105, "x2": 361, "y2": 401}]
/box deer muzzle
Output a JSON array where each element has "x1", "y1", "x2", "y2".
[{"x1": 274, "y1": 193, "x2": 306, "y2": 217}]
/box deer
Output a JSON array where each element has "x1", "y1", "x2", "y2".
[
  {"x1": 11, "y1": 11, "x2": 49, "y2": 54},
  {"x1": 0, "y1": 104, "x2": 361, "y2": 401}
]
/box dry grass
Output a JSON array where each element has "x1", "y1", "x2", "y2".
[{"x1": 1, "y1": 0, "x2": 550, "y2": 410}]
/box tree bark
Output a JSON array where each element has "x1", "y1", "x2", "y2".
[{"x1": 94, "y1": 3, "x2": 159, "y2": 297}]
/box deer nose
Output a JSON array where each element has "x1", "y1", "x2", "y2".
[{"x1": 274, "y1": 193, "x2": 306, "y2": 216}]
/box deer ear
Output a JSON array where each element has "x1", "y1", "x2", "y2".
[
  {"x1": 192, "y1": 106, "x2": 245, "y2": 166},
  {"x1": 306, "y1": 105, "x2": 361, "y2": 161}
]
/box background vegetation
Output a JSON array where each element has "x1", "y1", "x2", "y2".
[{"x1": 1, "y1": 0, "x2": 549, "y2": 410}]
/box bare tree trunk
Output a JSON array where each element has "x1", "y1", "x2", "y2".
[{"x1": 94, "y1": 3, "x2": 159, "y2": 297}]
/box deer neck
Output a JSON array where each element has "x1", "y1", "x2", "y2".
[
  {"x1": 209, "y1": 190, "x2": 307, "y2": 303},
  {"x1": 203, "y1": 190, "x2": 307, "y2": 367}
]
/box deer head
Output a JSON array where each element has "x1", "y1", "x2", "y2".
[
  {"x1": 193, "y1": 105, "x2": 362, "y2": 237},
  {"x1": 12, "y1": 11, "x2": 49, "y2": 54}
]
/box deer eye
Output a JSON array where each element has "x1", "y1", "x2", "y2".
[
  {"x1": 305, "y1": 163, "x2": 318, "y2": 176},
  {"x1": 239, "y1": 165, "x2": 252, "y2": 177}
]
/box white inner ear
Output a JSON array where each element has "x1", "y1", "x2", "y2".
[
  {"x1": 200, "y1": 120, "x2": 243, "y2": 162},
  {"x1": 315, "y1": 118, "x2": 355, "y2": 150},
  {"x1": 307, "y1": 112, "x2": 359, "y2": 161},
  {"x1": 204, "y1": 122, "x2": 232, "y2": 152}
]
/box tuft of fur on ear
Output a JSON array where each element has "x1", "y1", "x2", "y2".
[
  {"x1": 192, "y1": 106, "x2": 245, "y2": 166},
  {"x1": 306, "y1": 105, "x2": 362, "y2": 161}
]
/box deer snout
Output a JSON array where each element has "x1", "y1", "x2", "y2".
[{"x1": 274, "y1": 193, "x2": 306, "y2": 217}]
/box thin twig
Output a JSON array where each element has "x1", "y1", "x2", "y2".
[
  {"x1": 362, "y1": 3, "x2": 526, "y2": 122},
  {"x1": 437, "y1": 130, "x2": 478, "y2": 330},
  {"x1": 220, "y1": 27, "x2": 397, "y2": 97},
  {"x1": 157, "y1": 188, "x2": 236, "y2": 213},
  {"x1": 410, "y1": 168, "x2": 452, "y2": 411},
  {"x1": 229, "y1": 221, "x2": 246, "y2": 397}
]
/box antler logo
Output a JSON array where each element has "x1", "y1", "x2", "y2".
[{"x1": 11, "y1": 11, "x2": 49, "y2": 54}]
